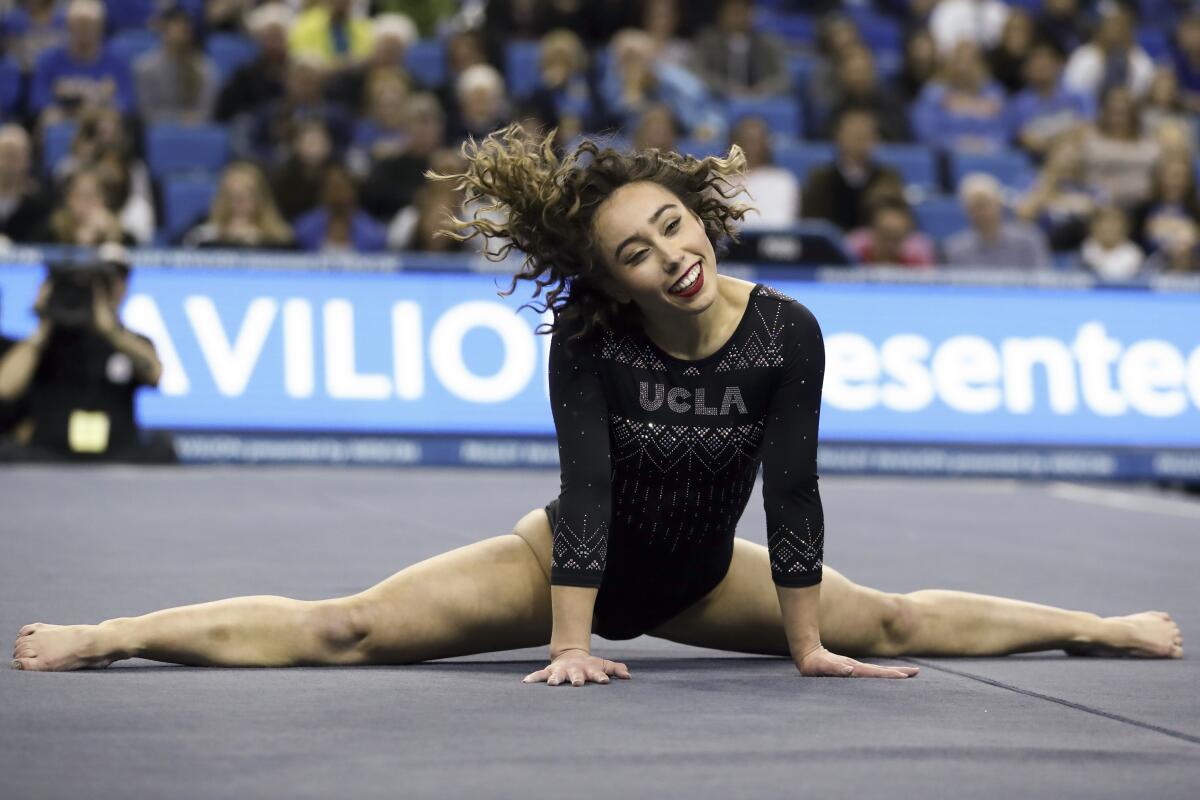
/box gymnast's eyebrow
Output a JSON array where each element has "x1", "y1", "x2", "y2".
[{"x1": 614, "y1": 203, "x2": 678, "y2": 261}]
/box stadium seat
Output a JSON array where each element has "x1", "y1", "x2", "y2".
[
  {"x1": 407, "y1": 39, "x2": 446, "y2": 89},
  {"x1": 726, "y1": 97, "x2": 802, "y2": 139},
  {"x1": 163, "y1": 175, "x2": 217, "y2": 242},
  {"x1": 1137, "y1": 28, "x2": 1170, "y2": 61},
  {"x1": 875, "y1": 144, "x2": 938, "y2": 191},
  {"x1": 505, "y1": 41, "x2": 541, "y2": 101},
  {"x1": 913, "y1": 195, "x2": 968, "y2": 240},
  {"x1": 145, "y1": 124, "x2": 229, "y2": 177},
  {"x1": 105, "y1": 0, "x2": 155, "y2": 32},
  {"x1": 949, "y1": 149, "x2": 1034, "y2": 190},
  {"x1": 774, "y1": 142, "x2": 834, "y2": 183},
  {"x1": 0, "y1": 57, "x2": 19, "y2": 117},
  {"x1": 108, "y1": 29, "x2": 159, "y2": 69},
  {"x1": 41, "y1": 122, "x2": 77, "y2": 174},
  {"x1": 206, "y1": 33, "x2": 259, "y2": 84},
  {"x1": 753, "y1": 10, "x2": 814, "y2": 44},
  {"x1": 787, "y1": 53, "x2": 819, "y2": 94},
  {"x1": 843, "y1": 9, "x2": 902, "y2": 57}
]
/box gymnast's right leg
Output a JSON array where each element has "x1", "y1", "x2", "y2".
[{"x1": 11, "y1": 509, "x2": 556, "y2": 671}]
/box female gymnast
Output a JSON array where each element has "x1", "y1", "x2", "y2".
[{"x1": 11, "y1": 126, "x2": 1183, "y2": 681}]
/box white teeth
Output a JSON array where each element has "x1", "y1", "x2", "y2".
[{"x1": 669, "y1": 263, "x2": 701, "y2": 294}]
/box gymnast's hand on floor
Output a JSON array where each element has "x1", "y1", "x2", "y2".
[
  {"x1": 797, "y1": 645, "x2": 919, "y2": 678},
  {"x1": 522, "y1": 648, "x2": 632, "y2": 686}
]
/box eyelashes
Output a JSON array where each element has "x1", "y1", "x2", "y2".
[{"x1": 626, "y1": 218, "x2": 681, "y2": 265}]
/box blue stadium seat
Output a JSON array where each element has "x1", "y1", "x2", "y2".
[
  {"x1": 950, "y1": 149, "x2": 1034, "y2": 190},
  {"x1": 787, "y1": 53, "x2": 819, "y2": 92},
  {"x1": 206, "y1": 33, "x2": 259, "y2": 84},
  {"x1": 42, "y1": 122, "x2": 77, "y2": 174},
  {"x1": 753, "y1": 10, "x2": 814, "y2": 44},
  {"x1": 145, "y1": 124, "x2": 229, "y2": 177},
  {"x1": 407, "y1": 40, "x2": 446, "y2": 89},
  {"x1": 913, "y1": 195, "x2": 968, "y2": 241},
  {"x1": 726, "y1": 97, "x2": 802, "y2": 139},
  {"x1": 1137, "y1": 28, "x2": 1170, "y2": 61},
  {"x1": 108, "y1": 29, "x2": 159, "y2": 69},
  {"x1": 875, "y1": 144, "x2": 938, "y2": 191},
  {"x1": 844, "y1": 9, "x2": 902, "y2": 57},
  {"x1": 163, "y1": 175, "x2": 217, "y2": 242},
  {"x1": 505, "y1": 41, "x2": 541, "y2": 101},
  {"x1": 774, "y1": 142, "x2": 834, "y2": 183},
  {"x1": 105, "y1": 0, "x2": 155, "y2": 32},
  {"x1": 0, "y1": 57, "x2": 20, "y2": 117}
]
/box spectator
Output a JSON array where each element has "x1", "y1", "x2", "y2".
[
  {"x1": 437, "y1": 28, "x2": 488, "y2": 115},
  {"x1": 448, "y1": 64, "x2": 511, "y2": 144},
  {"x1": 360, "y1": 92, "x2": 446, "y2": 223},
  {"x1": 845, "y1": 197, "x2": 937, "y2": 266},
  {"x1": 526, "y1": 29, "x2": 597, "y2": 146},
  {"x1": 253, "y1": 55, "x2": 353, "y2": 164},
  {"x1": 1063, "y1": 2, "x2": 1154, "y2": 102},
  {"x1": 897, "y1": 28, "x2": 940, "y2": 102},
  {"x1": 133, "y1": 5, "x2": 219, "y2": 124},
  {"x1": 912, "y1": 41, "x2": 1009, "y2": 153},
  {"x1": 45, "y1": 169, "x2": 131, "y2": 245},
  {"x1": 945, "y1": 172, "x2": 1051, "y2": 268},
  {"x1": 1133, "y1": 155, "x2": 1200, "y2": 253},
  {"x1": 348, "y1": 70, "x2": 412, "y2": 174},
  {"x1": 728, "y1": 115, "x2": 798, "y2": 230},
  {"x1": 1080, "y1": 85, "x2": 1161, "y2": 208},
  {"x1": 987, "y1": 9, "x2": 1036, "y2": 95},
  {"x1": 929, "y1": 0, "x2": 1010, "y2": 55},
  {"x1": 0, "y1": 125, "x2": 53, "y2": 245},
  {"x1": 1007, "y1": 40, "x2": 1092, "y2": 158},
  {"x1": 387, "y1": 150, "x2": 468, "y2": 252},
  {"x1": 1078, "y1": 205, "x2": 1145, "y2": 279},
  {"x1": 1145, "y1": 218, "x2": 1199, "y2": 273},
  {"x1": 0, "y1": 245, "x2": 172, "y2": 462},
  {"x1": 270, "y1": 120, "x2": 336, "y2": 221},
  {"x1": 215, "y1": 3, "x2": 292, "y2": 124},
  {"x1": 294, "y1": 164, "x2": 386, "y2": 253},
  {"x1": 642, "y1": 0, "x2": 692, "y2": 69},
  {"x1": 802, "y1": 109, "x2": 905, "y2": 232},
  {"x1": 631, "y1": 103, "x2": 679, "y2": 152},
  {"x1": 372, "y1": 0, "x2": 457, "y2": 38},
  {"x1": 1016, "y1": 138, "x2": 1101, "y2": 251},
  {"x1": 1140, "y1": 67, "x2": 1197, "y2": 143},
  {"x1": 691, "y1": 0, "x2": 790, "y2": 98},
  {"x1": 30, "y1": 0, "x2": 134, "y2": 121},
  {"x1": 205, "y1": 0, "x2": 257, "y2": 34},
  {"x1": 822, "y1": 46, "x2": 912, "y2": 142},
  {"x1": 327, "y1": 13, "x2": 418, "y2": 117},
  {"x1": 2, "y1": 0, "x2": 67, "y2": 73},
  {"x1": 288, "y1": 0, "x2": 374, "y2": 69},
  {"x1": 182, "y1": 162, "x2": 294, "y2": 249},
  {"x1": 1035, "y1": 0, "x2": 1092, "y2": 56},
  {"x1": 1170, "y1": 13, "x2": 1200, "y2": 114},
  {"x1": 55, "y1": 105, "x2": 155, "y2": 245}
]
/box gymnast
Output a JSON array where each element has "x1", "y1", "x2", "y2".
[{"x1": 11, "y1": 126, "x2": 1183, "y2": 681}]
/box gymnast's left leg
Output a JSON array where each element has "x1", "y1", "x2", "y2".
[{"x1": 648, "y1": 538, "x2": 1183, "y2": 659}]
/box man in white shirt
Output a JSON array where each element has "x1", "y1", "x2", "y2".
[
  {"x1": 929, "y1": 0, "x2": 1010, "y2": 55},
  {"x1": 1063, "y1": 1, "x2": 1154, "y2": 100}
]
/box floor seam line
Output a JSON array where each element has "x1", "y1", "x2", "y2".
[{"x1": 897, "y1": 657, "x2": 1200, "y2": 747}]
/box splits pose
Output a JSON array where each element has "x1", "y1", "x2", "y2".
[{"x1": 12, "y1": 127, "x2": 1183, "y2": 681}]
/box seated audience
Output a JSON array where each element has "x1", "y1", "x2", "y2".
[
  {"x1": 30, "y1": 0, "x2": 134, "y2": 121},
  {"x1": 526, "y1": 29, "x2": 597, "y2": 147},
  {"x1": 821, "y1": 47, "x2": 912, "y2": 142},
  {"x1": 270, "y1": 120, "x2": 337, "y2": 221},
  {"x1": 1007, "y1": 40, "x2": 1092, "y2": 158},
  {"x1": 1080, "y1": 85, "x2": 1161, "y2": 208},
  {"x1": 1063, "y1": 2, "x2": 1154, "y2": 102},
  {"x1": 182, "y1": 162, "x2": 294, "y2": 249},
  {"x1": 360, "y1": 93, "x2": 447, "y2": 223},
  {"x1": 447, "y1": 64, "x2": 512, "y2": 144},
  {"x1": 0, "y1": 125, "x2": 53, "y2": 245},
  {"x1": 134, "y1": 5, "x2": 218, "y2": 125},
  {"x1": 631, "y1": 103, "x2": 680, "y2": 152},
  {"x1": 845, "y1": 198, "x2": 937, "y2": 267},
  {"x1": 945, "y1": 172, "x2": 1051, "y2": 268},
  {"x1": 1133, "y1": 155, "x2": 1200, "y2": 253},
  {"x1": 388, "y1": 150, "x2": 468, "y2": 252},
  {"x1": 215, "y1": 3, "x2": 292, "y2": 123},
  {"x1": 1140, "y1": 67, "x2": 1197, "y2": 144},
  {"x1": 642, "y1": 0, "x2": 692, "y2": 69},
  {"x1": 912, "y1": 41, "x2": 1009, "y2": 153},
  {"x1": 987, "y1": 9, "x2": 1037, "y2": 95},
  {"x1": 1016, "y1": 139, "x2": 1101, "y2": 251},
  {"x1": 288, "y1": 0, "x2": 374, "y2": 69},
  {"x1": 803, "y1": 109, "x2": 905, "y2": 231},
  {"x1": 253, "y1": 56, "x2": 353, "y2": 164},
  {"x1": 327, "y1": 13, "x2": 418, "y2": 117},
  {"x1": 204, "y1": 0, "x2": 257, "y2": 33},
  {"x1": 1170, "y1": 13, "x2": 1200, "y2": 114},
  {"x1": 808, "y1": 14, "x2": 866, "y2": 118},
  {"x1": 728, "y1": 115, "x2": 799, "y2": 230},
  {"x1": 691, "y1": 0, "x2": 790, "y2": 98},
  {"x1": 3, "y1": 0, "x2": 67, "y2": 73},
  {"x1": 929, "y1": 0, "x2": 1010, "y2": 55},
  {"x1": 898, "y1": 28, "x2": 939, "y2": 102},
  {"x1": 1145, "y1": 219, "x2": 1200, "y2": 273},
  {"x1": 348, "y1": 70, "x2": 412, "y2": 174},
  {"x1": 45, "y1": 169, "x2": 132, "y2": 245},
  {"x1": 1077, "y1": 205, "x2": 1145, "y2": 280},
  {"x1": 294, "y1": 164, "x2": 386, "y2": 253},
  {"x1": 1035, "y1": 0, "x2": 1091, "y2": 56}
]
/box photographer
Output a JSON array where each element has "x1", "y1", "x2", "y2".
[{"x1": 0, "y1": 246, "x2": 171, "y2": 462}]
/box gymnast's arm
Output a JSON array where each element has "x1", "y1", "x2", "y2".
[
  {"x1": 545, "y1": 332, "x2": 613, "y2": 660},
  {"x1": 760, "y1": 302, "x2": 827, "y2": 665}
]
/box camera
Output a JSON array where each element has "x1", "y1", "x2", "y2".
[{"x1": 44, "y1": 246, "x2": 131, "y2": 328}]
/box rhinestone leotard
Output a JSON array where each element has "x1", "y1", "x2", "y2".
[{"x1": 546, "y1": 283, "x2": 826, "y2": 640}]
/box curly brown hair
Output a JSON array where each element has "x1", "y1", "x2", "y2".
[{"x1": 432, "y1": 124, "x2": 751, "y2": 341}]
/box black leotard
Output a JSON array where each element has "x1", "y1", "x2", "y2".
[{"x1": 546, "y1": 283, "x2": 826, "y2": 640}]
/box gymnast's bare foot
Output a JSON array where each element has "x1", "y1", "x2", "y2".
[
  {"x1": 1064, "y1": 612, "x2": 1183, "y2": 659},
  {"x1": 11, "y1": 623, "x2": 122, "y2": 671}
]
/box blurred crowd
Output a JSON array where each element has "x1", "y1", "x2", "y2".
[{"x1": 0, "y1": 0, "x2": 1196, "y2": 277}]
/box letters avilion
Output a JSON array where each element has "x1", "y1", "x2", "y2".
[{"x1": 638, "y1": 382, "x2": 748, "y2": 415}]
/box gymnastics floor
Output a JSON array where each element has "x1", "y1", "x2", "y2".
[{"x1": 1, "y1": 466, "x2": 1198, "y2": 799}]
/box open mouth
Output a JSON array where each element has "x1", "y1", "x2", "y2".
[{"x1": 668, "y1": 261, "x2": 704, "y2": 297}]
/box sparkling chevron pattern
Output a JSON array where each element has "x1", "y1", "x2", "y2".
[
  {"x1": 610, "y1": 416, "x2": 764, "y2": 474},
  {"x1": 682, "y1": 365, "x2": 701, "y2": 376},
  {"x1": 598, "y1": 329, "x2": 667, "y2": 371},
  {"x1": 551, "y1": 514, "x2": 609, "y2": 574},
  {"x1": 768, "y1": 519, "x2": 824, "y2": 579},
  {"x1": 714, "y1": 298, "x2": 787, "y2": 372},
  {"x1": 758, "y1": 285, "x2": 796, "y2": 303}
]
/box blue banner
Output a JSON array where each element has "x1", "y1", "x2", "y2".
[{"x1": 2, "y1": 263, "x2": 1197, "y2": 456}]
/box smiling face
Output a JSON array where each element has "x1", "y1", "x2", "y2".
[{"x1": 592, "y1": 181, "x2": 718, "y2": 319}]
